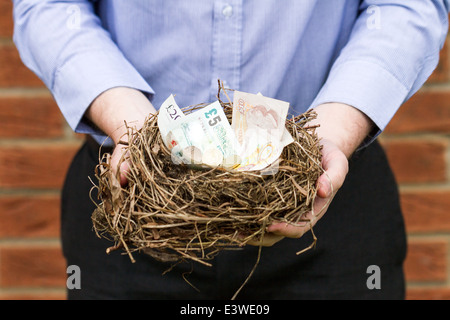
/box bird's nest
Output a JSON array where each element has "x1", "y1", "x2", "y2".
[{"x1": 91, "y1": 87, "x2": 323, "y2": 268}]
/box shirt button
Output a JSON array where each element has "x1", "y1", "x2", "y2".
[{"x1": 222, "y1": 4, "x2": 233, "y2": 18}]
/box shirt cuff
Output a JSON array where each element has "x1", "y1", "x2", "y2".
[
  {"x1": 52, "y1": 49, "x2": 155, "y2": 139},
  {"x1": 309, "y1": 59, "x2": 410, "y2": 145}
]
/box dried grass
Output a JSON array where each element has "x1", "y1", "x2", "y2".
[{"x1": 90, "y1": 85, "x2": 323, "y2": 268}]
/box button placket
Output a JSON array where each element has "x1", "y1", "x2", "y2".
[{"x1": 210, "y1": 1, "x2": 242, "y2": 100}]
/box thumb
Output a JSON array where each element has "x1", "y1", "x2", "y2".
[
  {"x1": 316, "y1": 139, "x2": 349, "y2": 199},
  {"x1": 110, "y1": 144, "x2": 130, "y2": 187}
]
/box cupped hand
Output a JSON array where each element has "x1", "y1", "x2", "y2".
[
  {"x1": 246, "y1": 102, "x2": 374, "y2": 247},
  {"x1": 246, "y1": 138, "x2": 349, "y2": 247},
  {"x1": 86, "y1": 87, "x2": 157, "y2": 187},
  {"x1": 264, "y1": 139, "x2": 348, "y2": 240}
]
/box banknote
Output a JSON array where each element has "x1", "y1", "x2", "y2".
[
  {"x1": 234, "y1": 128, "x2": 283, "y2": 172},
  {"x1": 167, "y1": 101, "x2": 242, "y2": 168},
  {"x1": 157, "y1": 94, "x2": 186, "y2": 149},
  {"x1": 232, "y1": 91, "x2": 293, "y2": 171},
  {"x1": 158, "y1": 92, "x2": 293, "y2": 172},
  {"x1": 232, "y1": 91, "x2": 290, "y2": 145},
  {"x1": 256, "y1": 92, "x2": 294, "y2": 149}
]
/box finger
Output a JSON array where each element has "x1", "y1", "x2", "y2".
[
  {"x1": 266, "y1": 221, "x2": 310, "y2": 239},
  {"x1": 317, "y1": 144, "x2": 348, "y2": 199},
  {"x1": 316, "y1": 175, "x2": 331, "y2": 199},
  {"x1": 246, "y1": 234, "x2": 285, "y2": 247},
  {"x1": 118, "y1": 160, "x2": 130, "y2": 186},
  {"x1": 110, "y1": 144, "x2": 130, "y2": 187}
]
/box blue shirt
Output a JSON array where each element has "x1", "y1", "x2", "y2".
[{"x1": 12, "y1": 0, "x2": 449, "y2": 145}]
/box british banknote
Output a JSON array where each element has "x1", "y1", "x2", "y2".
[
  {"x1": 157, "y1": 94, "x2": 186, "y2": 149},
  {"x1": 162, "y1": 100, "x2": 241, "y2": 168},
  {"x1": 232, "y1": 91, "x2": 293, "y2": 171},
  {"x1": 158, "y1": 92, "x2": 293, "y2": 172}
]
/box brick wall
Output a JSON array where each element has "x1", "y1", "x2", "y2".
[
  {"x1": 0, "y1": 2, "x2": 80, "y2": 300},
  {"x1": 381, "y1": 34, "x2": 450, "y2": 299},
  {"x1": 0, "y1": 3, "x2": 449, "y2": 300}
]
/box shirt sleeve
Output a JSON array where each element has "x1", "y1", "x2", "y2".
[
  {"x1": 12, "y1": 0, "x2": 154, "y2": 137},
  {"x1": 310, "y1": 0, "x2": 450, "y2": 143}
]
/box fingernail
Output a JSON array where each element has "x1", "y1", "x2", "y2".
[
  {"x1": 317, "y1": 181, "x2": 323, "y2": 191},
  {"x1": 318, "y1": 181, "x2": 330, "y2": 198}
]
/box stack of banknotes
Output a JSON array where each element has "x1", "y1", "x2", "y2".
[{"x1": 157, "y1": 91, "x2": 294, "y2": 173}]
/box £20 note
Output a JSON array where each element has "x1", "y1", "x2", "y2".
[
  {"x1": 232, "y1": 91, "x2": 293, "y2": 171},
  {"x1": 157, "y1": 94, "x2": 186, "y2": 149}
]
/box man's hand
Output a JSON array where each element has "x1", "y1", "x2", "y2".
[
  {"x1": 251, "y1": 102, "x2": 374, "y2": 247},
  {"x1": 264, "y1": 138, "x2": 348, "y2": 241},
  {"x1": 85, "y1": 87, "x2": 157, "y2": 186}
]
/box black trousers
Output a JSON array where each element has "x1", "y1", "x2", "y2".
[{"x1": 61, "y1": 138, "x2": 407, "y2": 300}]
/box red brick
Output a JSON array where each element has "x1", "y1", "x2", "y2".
[
  {"x1": 406, "y1": 287, "x2": 450, "y2": 300},
  {"x1": 0, "y1": 44, "x2": 44, "y2": 87},
  {"x1": 426, "y1": 39, "x2": 449, "y2": 83},
  {"x1": 404, "y1": 240, "x2": 447, "y2": 282},
  {"x1": 0, "y1": 96, "x2": 64, "y2": 138},
  {"x1": 0, "y1": 1, "x2": 13, "y2": 38},
  {"x1": 0, "y1": 291, "x2": 66, "y2": 300},
  {"x1": 0, "y1": 143, "x2": 81, "y2": 189},
  {"x1": 385, "y1": 90, "x2": 450, "y2": 134},
  {"x1": 381, "y1": 140, "x2": 447, "y2": 184},
  {"x1": 0, "y1": 246, "x2": 66, "y2": 287},
  {"x1": 401, "y1": 190, "x2": 450, "y2": 233},
  {"x1": 0, "y1": 195, "x2": 60, "y2": 238}
]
